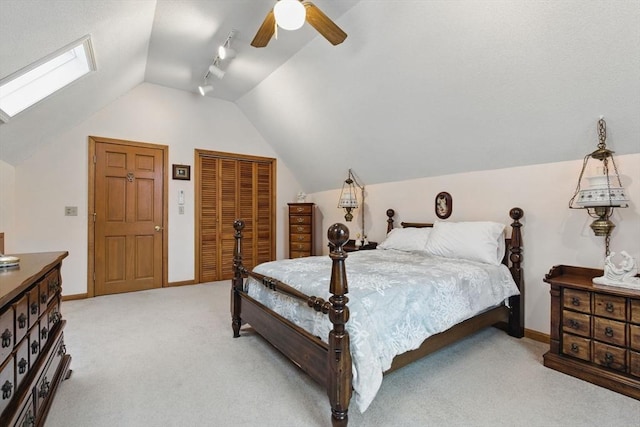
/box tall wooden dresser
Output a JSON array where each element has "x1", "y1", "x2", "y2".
[
  {"x1": 0, "y1": 252, "x2": 72, "y2": 426},
  {"x1": 543, "y1": 265, "x2": 640, "y2": 400},
  {"x1": 288, "y1": 203, "x2": 316, "y2": 258}
]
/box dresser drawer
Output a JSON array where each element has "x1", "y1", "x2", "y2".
[
  {"x1": 0, "y1": 306, "x2": 14, "y2": 361},
  {"x1": 593, "y1": 317, "x2": 626, "y2": 347},
  {"x1": 0, "y1": 355, "x2": 15, "y2": 415},
  {"x1": 562, "y1": 333, "x2": 591, "y2": 362},
  {"x1": 593, "y1": 342, "x2": 626, "y2": 372},
  {"x1": 594, "y1": 294, "x2": 626, "y2": 320},
  {"x1": 15, "y1": 337, "x2": 30, "y2": 390},
  {"x1": 290, "y1": 242, "x2": 311, "y2": 252},
  {"x1": 290, "y1": 215, "x2": 312, "y2": 225},
  {"x1": 563, "y1": 289, "x2": 591, "y2": 314},
  {"x1": 562, "y1": 310, "x2": 591, "y2": 337},
  {"x1": 27, "y1": 289, "x2": 40, "y2": 330},
  {"x1": 10, "y1": 392, "x2": 35, "y2": 427},
  {"x1": 290, "y1": 224, "x2": 311, "y2": 235},
  {"x1": 631, "y1": 324, "x2": 640, "y2": 351},
  {"x1": 290, "y1": 233, "x2": 311, "y2": 243},
  {"x1": 14, "y1": 295, "x2": 29, "y2": 345},
  {"x1": 631, "y1": 351, "x2": 640, "y2": 378},
  {"x1": 290, "y1": 251, "x2": 311, "y2": 259},
  {"x1": 632, "y1": 299, "x2": 640, "y2": 324},
  {"x1": 289, "y1": 204, "x2": 313, "y2": 215},
  {"x1": 28, "y1": 332, "x2": 40, "y2": 369},
  {"x1": 34, "y1": 336, "x2": 65, "y2": 416}
]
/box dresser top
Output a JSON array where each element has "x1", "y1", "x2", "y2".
[
  {"x1": 0, "y1": 251, "x2": 68, "y2": 307},
  {"x1": 544, "y1": 264, "x2": 640, "y2": 297}
]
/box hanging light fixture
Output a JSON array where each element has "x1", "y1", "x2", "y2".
[
  {"x1": 337, "y1": 169, "x2": 367, "y2": 246},
  {"x1": 274, "y1": 0, "x2": 306, "y2": 31},
  {"x1": 569, "y1": 117, "x2": 628, "y2": 255}
]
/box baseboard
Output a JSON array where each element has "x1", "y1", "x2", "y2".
[
  {"x1": 62, "y1": 293, "x2": 88, "y2": 301},
  {"x1": 525, "y1": 328, "x2": 549, "y2": 343},
  {"x1": 168, "y1": 279, "x2": 196, "y2": 287}
]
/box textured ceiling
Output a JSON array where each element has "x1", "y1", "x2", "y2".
[{"x1": 1, "y1": 1, "x2": 639, "y2": 195}]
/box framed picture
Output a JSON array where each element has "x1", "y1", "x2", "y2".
[
  {"x1": 172, "y1": 164, "x2": 191, "y2": 180},
  {"x1": 435, "y1": 191, "x2": 452, "y2": 219}
]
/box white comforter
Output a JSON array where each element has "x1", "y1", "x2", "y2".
[{"x1": 246, "y1": 249, "x2": 520, "y2": 412}]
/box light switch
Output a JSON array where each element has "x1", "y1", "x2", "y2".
[{"x1": 64, "y1": 206, "x2": 78, "y2": 216}]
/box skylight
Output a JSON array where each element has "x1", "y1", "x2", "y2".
[{"x1": 0, "y1": 35, "x2": 96, "y2": 122}]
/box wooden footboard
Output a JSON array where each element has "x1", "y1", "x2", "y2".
[{"x1": 231, "y1": 208, "x2": 524, "y2": 427}]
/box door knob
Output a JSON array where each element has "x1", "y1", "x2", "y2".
[{"x1": 155, "y1": 225, "x2": 163, "y2": 232}]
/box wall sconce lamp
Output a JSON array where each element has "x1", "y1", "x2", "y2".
[{"x1": 569, "y1": 117, "x2": 628, "y2": 255}]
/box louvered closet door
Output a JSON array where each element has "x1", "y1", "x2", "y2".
[{"x1": 196, "y1": 151, "x2": 275, "y2": 282}]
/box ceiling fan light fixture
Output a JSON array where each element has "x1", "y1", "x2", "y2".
[
  {"x1": 198, "y1": 84, "x2": 213, "y2": 96},
  {"x1": 274, "y1": 0, "x2": 306, "y2": 31}
]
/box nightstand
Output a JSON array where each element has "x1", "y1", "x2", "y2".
[
  {"x1": 543, "y1": 265, "x2": 640, "y2": 400},
  {"x1": 342, "y1": 240, "x2": 377, "y2": 252}
]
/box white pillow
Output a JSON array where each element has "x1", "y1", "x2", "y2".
[
  {"x1": 424, "y1": 221, "x2": 506, "y2": 265},
  {"x1": 377, "y1": 227, "x2": 432, "y2": 252}
]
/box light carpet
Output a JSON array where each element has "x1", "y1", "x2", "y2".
[{"x1": 46, "y1": 281, "x2": 640, "y2": 426}]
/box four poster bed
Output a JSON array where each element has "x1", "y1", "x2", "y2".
[{"x1": 231, "y1": 207, "x2": 524, "y2": 426}]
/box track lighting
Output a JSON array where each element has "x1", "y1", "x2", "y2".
[
  {"x1": 218, "y1": 31, "x2": 236, "y2": 60},
  {"x1": 198, "y1": 84, "x2": 213, "y2": 96},
  {"x1": 208, "y1": 63, "x2": 225, "y2": 79}
]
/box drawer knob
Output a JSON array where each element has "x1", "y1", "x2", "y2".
[
  {"x1": 41, "y1": 326, "x2": 48, "y2": 340},
  {"x1": 50, "y1": 311, "x2": 62, "y2": 324},
  {"x1": 605, "y1": 302, "x2": 614, "y2": 313},
  {"x1": 18, "y1": 357, "x2": 27, "y2": 374},
  {"x1": 297, "y1": 226, "x2": 304, "y2": 232},
  {"x1": 296, "y1": 207, "x2": 304, "y2": 212},
  {"x1": 30, "y1": 302, "x2": 38, "y2": 315},
  {"x1": 570, "y1": 343, "x2": 579, "y2": 353},
  {"x1": 571, "y1": 297, "x2": 581, "y2": 306},
  {"x1": 298, "y1": 236, "x2": 304, "y2": 241},
  {"x1": 297, "y1": 218, "x2": 304, "y2": 223},
  {"x1": 1, "y1": 328, "x2": 12, "y2": 348},
  {"x1": 603, "y1": 352, "x2": 614, "y2": 367},
  {"x1": 604, "y1": 326, "x2": 614, "y2": 337},
  {"x1": 24, "y1": 410, "x2": 35, "y2": 427},
  {"x1": 31, "y1": 340, "x2": 39, "y2": 355},
  {"x1": 38, "y1": 377, "x2": 50, "y2": 398},
  {"x1": 18, "y1": 313, "x2": 27, "y2": 329},
  {"x1": 1, "y1": 380, "x2": 12, "y2": 400},
  {"x1": 41, "y1": 292, "x2": 48, "y2": 304},
  {"x1": 569, "y1": 319, "x2": 580, "y2": 329}
]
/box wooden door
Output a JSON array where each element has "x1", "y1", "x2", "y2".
[
  {"x1": 196, "y1": 151, "x2": 275, "y2": 282},
  {"x1": 92, "y1": 138, "x2": 166, "y2": 296}
]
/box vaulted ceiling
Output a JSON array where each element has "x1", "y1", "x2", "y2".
[{"x1": 1, "y1": 1, "x2": 638, "y2": 193}]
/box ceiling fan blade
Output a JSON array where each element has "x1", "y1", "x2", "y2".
[
  {"x1": 251, "y1": 9, "x2": 276, "y2": 47},
  {"x1": 303, "y1": 2, "x2": 347, "y2": 45}
]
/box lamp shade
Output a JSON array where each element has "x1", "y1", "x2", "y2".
[{"x1": 274, "y1": 0, "x2": 306, "y2": 31}]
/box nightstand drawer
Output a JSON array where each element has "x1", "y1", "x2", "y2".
[
  {"x1": 631, "y1": 299, "x2": 640, "y2": 324},
  {"x1": 562, "y1": 333, "x2": 591, "y2": 362},
  {"x1": 631, "y1": 351, "x2": 640, "y2": 378},
  {"x1": 593, "y1": 342, "x2": 626, "y2": 372},
  {"x1": 594, "y1": 317, "x2": 626, "y2": 346},
  {"x1": 594, "y1": 294, "x2": 626, "y2": 320},
  {"x1": 289, "y1": 205, "x2": 313, "y2": 215},
  {"x1": 290, "y1": 215, "x2": 311, "y2": 225},
  {"x1": 562, "y1": 310, "x2": 591, "y2": 337},
  {"x1": 631, "y1": 324, "x2": 640, "y2": 351},
  {"x1": 563, "y1": 289, "x2": 591, "y2": 314}
]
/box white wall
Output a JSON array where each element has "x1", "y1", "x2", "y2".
[
  {"x1": 0, "y1": 159, "x2": 15, "y2": 248},
  {"x1": 308, "y1": 153, "x2": 640, "y2": 335},
  {"x1": 12, "y1": 83, "x2": 301, "y2": 295}
]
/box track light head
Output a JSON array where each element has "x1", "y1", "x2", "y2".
[
  {"x1": 198, "y1": 85, "x2": 213, "y2": 96},
  {"x1": 208, "y1": 64, "x2": 225, "y2": 79}
]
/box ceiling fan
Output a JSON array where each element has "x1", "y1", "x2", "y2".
[{"x1": 251, "y1": 0, "x2": 347, "y2": 48}]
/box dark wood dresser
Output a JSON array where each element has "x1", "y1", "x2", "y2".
[
  {"x1": 0, "y1": 252, "x2": 72, "y2": 426},
  {"x1": 288, "y1": 203, "x2": 316, "y2": 258},
  {"x1": 543, "y1": 265, "x2": 640, "y2": 400}
]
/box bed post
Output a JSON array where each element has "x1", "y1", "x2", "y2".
[
  {"x1": 326, "y1": 223, "x2": 352, "y2": 427},
  {"x1": 386, "y1": 209, "x2": 395, "y2": 233},
  {"x1": 507, "y1": 207, "x2": 524, "y2": 338},
  {"x1": 232, "y1": 219, "x2": 245, "y2": 338}
]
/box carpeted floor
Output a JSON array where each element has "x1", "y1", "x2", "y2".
[{"x1": 46, "y1": 282, "x2": 640, "y2": 426}]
